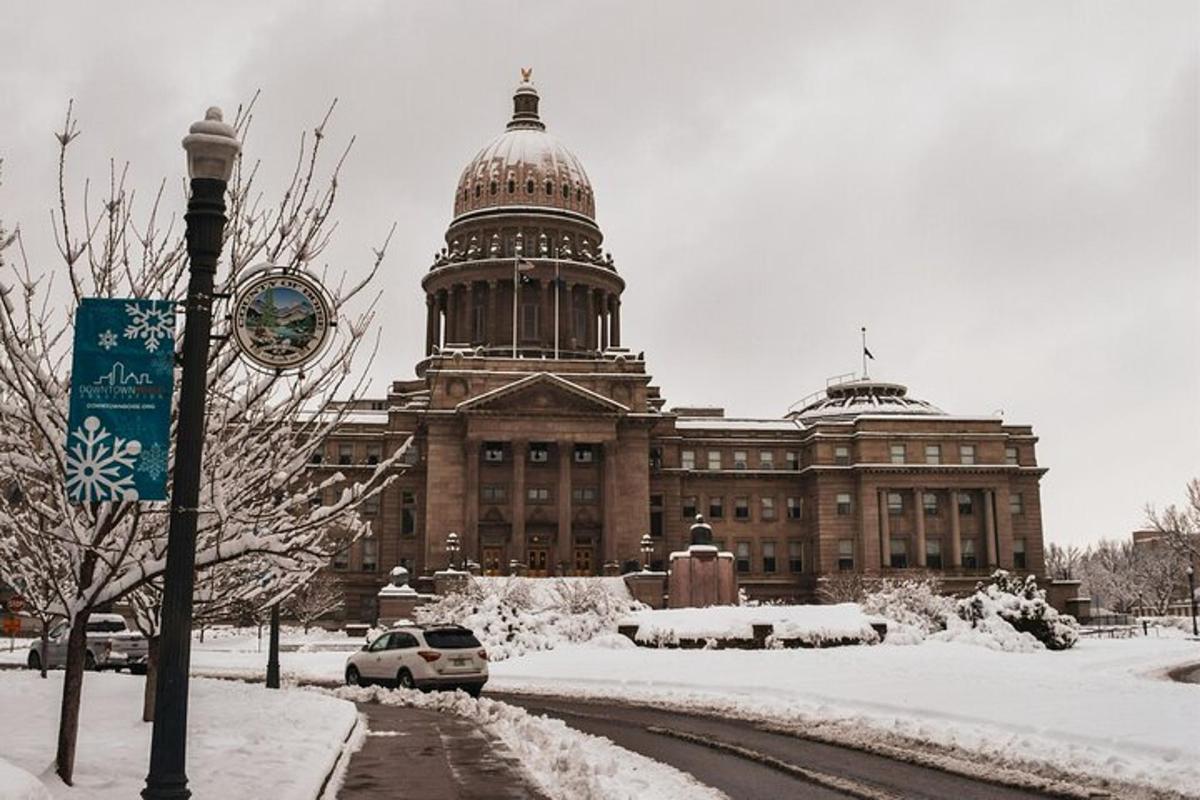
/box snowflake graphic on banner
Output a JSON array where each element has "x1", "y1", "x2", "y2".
[
  {"x1": 124, "y1": 302, "x2": 174, "y2": 352},
  {"x1": 137, "y1": 441, "x2": 168, "y2": 482},
  {"x1": 98, "y1": 329, "x2": 119, "y2": 350},
  {"x1": 65, "y1": 416, "x2": 142, "y2": 501}
]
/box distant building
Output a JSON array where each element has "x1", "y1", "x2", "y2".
[{"x1": 314, "y1": 76, "x2": 1049, "y2": 620}]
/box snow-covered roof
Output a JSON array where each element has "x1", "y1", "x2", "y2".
[
  {"x1": 675, "y1": 418, "x2": 804, "y2": 432},
  {"x1": 787, "y1": 379, "x2": 944, "y2": 423}
]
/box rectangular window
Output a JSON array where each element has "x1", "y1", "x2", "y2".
[
  {"x1": 649, "y1": 447, "x2": 663, "y2": 469},
  {"x1": 926, "y1": 539, "x2": 943, "y2": 569},
  {"x1": 332, "y1": 546, "x2": 349, "y2": 570},
  {"x1": 788, "y1": 541, "x2": 803, "y2": 572},
  {"x1": 759, "y1": 451, "x2": 774, "y2": 469},
  {"x1": 958, "y1": 492, "x2": 974, "y2": 516},
  {"x1": 363, "y1": 495, "x2": 380, "y2": 515},
  {"x1": 960, "y1": 445, "x2": 976, "y2": 465},
  {"x1": 707, "y1": 450, "x2": 722, "y2": 470},
  {"x1": 482, "y1": 485, "x2": 507, "y2": 503},
  {"x1": 682, "y1": 496, "x2": 697, "y2": 518},
  {"x1": 887, "y1": 492, "x2": 903, "y2": 515},
  {"x1": 650, "y1": 494, "x2": 664, "y2": 537},
  {"x1": 890, "y1": 444, "x2": 906, "y2": 464},
  {"x1": 762, "y1": 542, "x2": 776, "y2": 573},
  {"x1": 530, "y1": 443, "x2": 549, "y2": 463},
  {"x1": 484, "y1": 442, "x2": 505, "y2": 462},
  {"x1": 734, "y1": 496, "x2": 750, "y2": 520},
  {"x1": 366, "y1": 444, "x2": 382, "y2": 465},
  {"x1": 361, "y1": 539, "x2": 378, "y2": 572},
  {"x1": 527, "y1": 487, "x2": 550, "y2": 502},
  {"x1": 572, "y1": 486, "x2": 598, "y2": 504},
  {"x1": 786, "y1": 496, "x2": 802, "y2": 520},
  {"x1": 473, "y1": 304, "x2": 486, "y2": 342},
  {"x1": 401, "y1": 490, "x2": 416, "y2": 536},
  {"x1": 837, "y1": 539, "x2": 854, "y2": 571},
  {"x1": 309, "y1": 449, "x2": 323, "y2": 465},
  {"x1": 732, "y1": 450, "x2": 748, "y2": 470},
  {"x1": 338, "y1": 443, "x2": 353, "y2": 465},
  {"x1": 834, "y1": 445, "x2": 850, "y2": 465},
  {"x1": 574, "y1": 444, "x2": 595, "y2": 463},
  {"x1": 923, "y1": 491, "x2": 938, "y2": 516},
  {"x1": 925, "y1": 444, "x2": 941, "y2": 465},
  {"x1": 889, "y1": 538, "x2": 908, "y2": 569},
  {"x1": 709, "y1": 496, "x2": 724, "y2": 519},
  {"x1": 1009, "y1": 493, "x2": 1023, "y2": 515},
  {"x1": 786, "y1": 451, "x2": 799, "y2": 471},
  {"x1": 521, "y1": 302, "x2": 539, "y2": 339},
  {"x1": 735, "y1": 542, "x2": 751, "y2": 573},
  {"x1": 680, "y1": 449, "x2": 696, "y2": 470},
  {"x1": 1005, "y1": 446, "x2": 1019, "y2": 466},
  {"x1": 761, "y1": 497, "x2": 776, "y2": 520},
  {"x1": 1013, "y1": 538, "x2": 1027, "y2": 569},
  {"x1": 962, "y1": 539, "x2": 978, "y2": 568},
  {"x1": 836, "y1": 493, "x2": 852, "y2": 515}
]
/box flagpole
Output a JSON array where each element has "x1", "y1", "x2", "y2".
[
  {"x1": 554, "y1": 262, "x2": 560, "y2": 360},
  {"x1": 861, "y1": 326, "x2": 867, "y2": 379},
  {"x1": 512, "y1": 252, "x2": 519, "y2": 359}
]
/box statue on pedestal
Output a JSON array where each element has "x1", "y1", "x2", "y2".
[{"x1": 689, "y1": 514, "x2": 714, "y2": 546}]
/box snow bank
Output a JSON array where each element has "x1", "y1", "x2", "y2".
[
  {"x1": 0, "y1": 672, "x2": 356, "y2": 799},
  {"x1": 0, "y1": 757, "x2": 51, "y2": 800},
  {"x1": 326, "y1": 686, "x2": 725, "y2": 800},
  {"x1": 414, "y1": 576, "x2": 647, "y2": 661},
  {"x1": 623, "y1": 604, "x2": 883, "y2": 646}
]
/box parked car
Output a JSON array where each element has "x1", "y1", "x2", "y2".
[
  {"x1": 345, "y1": 624, "x2": 488, "y2": 696},
  {"x1": 27, "y1": 613, "x2": 149, "y2": 673}
]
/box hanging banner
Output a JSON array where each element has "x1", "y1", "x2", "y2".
[{"x1": 65, "y1": 298, "x2": 175, "y2": 502}]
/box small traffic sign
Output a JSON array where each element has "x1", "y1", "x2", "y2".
[
  {"x1": 2, "y1": 617, "x2": 20, "y2": 636},
  {"x1": 5, "y1": 595, "x2": 24, "y2": 613}
]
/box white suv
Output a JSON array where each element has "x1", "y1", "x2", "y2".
[{"x1": 345, "y1": 624, "x2": 488, "y2": 696}]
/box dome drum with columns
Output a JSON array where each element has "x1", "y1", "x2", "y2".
[{"x1": 421, "y1": 74, "x2": 624, "y2": 360}]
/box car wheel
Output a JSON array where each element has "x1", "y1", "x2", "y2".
[
  {"x1": 84, "y1": 651, "x2": 98, "y2": 671},
  {"x1": 465, "y1": 685, "x2": 482, "y2": 699},
  {"x1": 27, "y1": 650, "x2": 41, "y2": 671},
  {"x1": 345, "y1": 665, "x2": 363, "y2": 686},
  {"x1": 396, "y1": 668, "x2": 415, "y2": 690}
]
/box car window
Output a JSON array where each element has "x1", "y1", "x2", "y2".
[
  {"x1": 423, "y1": 629, "x2": 482, "y2": 649},
  {"x1": 393, "y1": 633, "x2": 418, "y2": 649},
  {"x1": 367, "y1": 634, "x2": 391, "y2": 652},
  {"x1": 86, "y1": 619, "x2": 126, "y2": 633}
]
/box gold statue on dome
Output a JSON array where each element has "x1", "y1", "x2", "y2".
[{"x1": 520, "y1": 67, "x2": 533, "y2": 83}]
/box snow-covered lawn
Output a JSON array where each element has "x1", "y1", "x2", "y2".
[
  {"x1": 622, "y1": 603, "x2": 884, "y2": 644},
  {"x1": 489, "y1": 635, "x2": 1200, "y2": 797},
  {"x1": 327, "y1": 685, "x2": 726, "y2": 800},
  {"x1": 188, "y1": 626, "x2": 362, "y2": 684},
  {"x1": 0, "y1": 671, "x2": 356, "y2": 799}
]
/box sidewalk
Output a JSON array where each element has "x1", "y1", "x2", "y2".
[{"x1": 336, "y1": 701, "x2": 547, "y2": 799}]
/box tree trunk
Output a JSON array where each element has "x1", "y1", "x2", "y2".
[
  {"x1": 39, "y1": 624, "x2": 49, "y2": 679},
  {"x1": 54, "y1": 606, "x2": 92, "y2": 785},
  {"x1": 303, "y1": 619, "x2": 310, "y2": 634},
  {"x1": 142, "y1": 635, "x2": 160, "y2": 723}
]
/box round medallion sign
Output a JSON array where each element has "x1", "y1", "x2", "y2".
[{"x1": 231, "y1": 270, "x2": 332, "y2": 371}]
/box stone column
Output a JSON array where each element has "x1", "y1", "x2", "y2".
[
  {"x1": 540, "y1": 279, "x2": 554, "y2": 350},
  {"x1": 599, "y1": 292, "x2": 609, "y2": 351},
  {"x1": 557, "y1": 439, "x2": 573, "y2": 574},
  {"x1": 914, "y1": 488, "x2": 927, "y2": 568},
  {"x1": 949, "y1": 489, "x2": 962, "y2": 569},
  {"x1": 425, "y1": 295, "x2": 436, "y2": 355},
  {"x1": 611, "y1": 296, "x2": 621, "y2": 347},
  {"x1": 878, "y1": 489, "x2": 890, "y2": 568},
  {"x1": 444, "y1": 284, "x2": 457, "y2": 345},
  {"x1": 463, "y1": 438, "x2": 480, "y2": 566},
  {"x1": 486, "y1": 280, "x2": 498, "y2": 352},
  {"x1": 983, "y1": 489, "x2": 997, "y2": 568},
  {"x1": 602, "y1": 440, "x2": 618, "y2": 567},
  {"x1": 585, "y1": 289, "x2": 596, "y2": 351},
  {"x1": 511, "y1": 439, "x2": 527, "y2": 570}
]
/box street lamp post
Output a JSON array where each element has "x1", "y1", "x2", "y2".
[
  {"x1": 640, "y1": 534, "x2": 654, "y2": 571},
  {"x1": 266, "y1": 601, "x2": 281, "y2": 689},
  {"x1": 1188, "y1": 566, "x2": 1197, "y2": 638},
  {"x1": 143, "y1": 108, "x2": 239, "y2": 800},
  {"x1": 446, "y1": 532, "x2": 461, "y2": 570}
]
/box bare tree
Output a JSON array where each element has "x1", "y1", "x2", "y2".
[
  {"x1": 817, "y1": 572, "x2": 877, "y2": 604},
  {"x1": 1080, "y1": 539, "x2": 1143, "y2": 613},
  {"x1": 1044, "y1": 542, "x2": 1083, "y2": 580},
  {"x1": 284, "y1": 570, "x2": 345, "y2": 633},
  {"x1": 1144, "y1": 478, "x2": 1200, "y2": 562},
  {"x1": 0, "y1": 99, "x2": 402, "y2": 783}
]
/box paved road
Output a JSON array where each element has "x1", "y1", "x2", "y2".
[
  {"x1": 492, "y1": 693, "x2": 1067, "y2": 800},
  {"x1": 338, "y1": 702, "x2": 547, "y2": 800}
]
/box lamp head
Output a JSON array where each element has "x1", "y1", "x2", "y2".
[
  {"x1": 183, "y1": 106, "x2": 240, "y2": 182},
  {"x1": 1188, "y1": 565, "x2": 1195, "y2": 577}
]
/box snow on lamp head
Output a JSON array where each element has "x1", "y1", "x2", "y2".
[{"x1": 182, "y1": 107, "x2": 240, "y2": 182}]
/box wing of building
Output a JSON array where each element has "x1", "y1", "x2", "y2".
[{"x1": 314, "y1": 75, "x2": 1049, "y2": 621}]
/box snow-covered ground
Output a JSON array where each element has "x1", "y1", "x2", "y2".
[
  {"x1": 622, "y1": 603, "x2": 884, "y2": 644},
  {"x1": 328, "y1": 685, "x2": 727, "y2": 800},
  {"x1": 0, "y1": 671, "x2": 356, "y2": 799},
  {"x1": 488, "y1": 635, "x2": 1200, "y2": 797}
]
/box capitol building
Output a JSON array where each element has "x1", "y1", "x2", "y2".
[{"x1": 315, "y1": 75, "x2": 1048, "y2": 620}]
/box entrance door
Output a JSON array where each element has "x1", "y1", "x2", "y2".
[
  {"x1": 482, "y1": 547, "x2": 503, "y2": 576},
  {"x1": 527, "y1": 548, "x2": 548, "y2": 577},
  {"x1": 573, "y1": 547, "x2": 594, "y2": 576}
]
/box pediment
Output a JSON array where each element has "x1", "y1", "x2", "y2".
[{"x1": 456, "y1": 372, "x2": 629, "y2": 416}]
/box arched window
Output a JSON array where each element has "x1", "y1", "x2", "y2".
[
  {"x1": 474, "y1": 184, "x2": 481, "y2": 198},
  {"x1": 526, "y1": 178, "x2": 534, "y2": 194},
  {"x1": 507, "y1": 179, "x2": 515, "y2": 194},
  {"x1": 562, "y1": 184, "x2": 569, "y2": 198},
  {"x1": 545, "y1": 179, "x2": 553, "y2": 195},
  {"x1": 490, "y1": 180, "x2": 497, "y2": 195}
]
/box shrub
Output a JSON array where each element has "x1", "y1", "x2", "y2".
[{"x1": 956, "y1": 571, "x2": 1079, "y2": 651}]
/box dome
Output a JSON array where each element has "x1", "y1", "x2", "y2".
[
  {"x1": 786, "y1": 378, "x2": 945, "y2": 423},
  {"x1": 453, "y1": 75, "x2": 595, "y2": 221}
]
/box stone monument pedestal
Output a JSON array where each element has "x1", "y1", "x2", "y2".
[
  {"x1": 624, "y1": 570, "x2": 668, "y2": 609},
  {"x1": 668, "y1": 545, "x2": 737, "y2": 608}
]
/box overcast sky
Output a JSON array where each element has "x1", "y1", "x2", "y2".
[{"x1": 2, "y1": 1, "x2": 1196, "y2": 548}]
